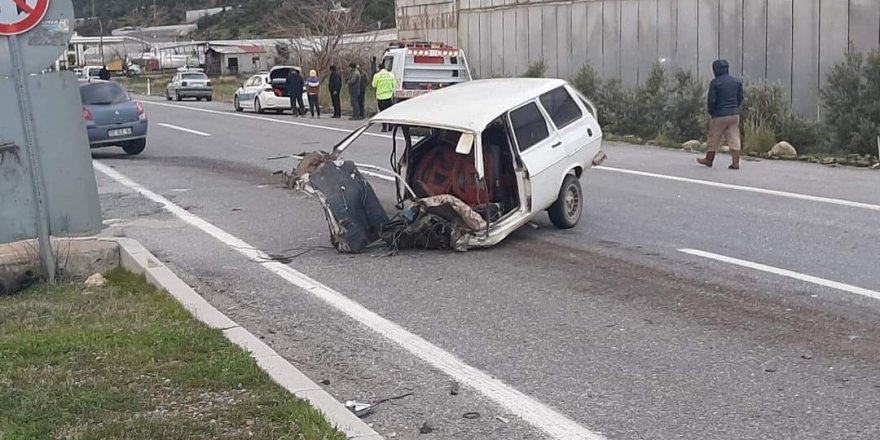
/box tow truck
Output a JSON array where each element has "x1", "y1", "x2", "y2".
[{"x1": 378, "y1": 40, "x2": 472, "y2": 102}]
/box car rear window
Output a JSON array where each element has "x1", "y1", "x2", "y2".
[
  {"x1": 539, "y1": 86, "x2": 583, "y2": 129},
  {"x1": 80, "y1": 82, "x2": 130, "y2": 105},
  {"x1": 509, "y1": 102, "x2": 550, "y2": 152},
  {"x1": 182, "y1": 73, "x2": 207, "y2": 80}
]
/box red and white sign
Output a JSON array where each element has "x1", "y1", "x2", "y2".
[{"x1": 0, "y1": 0, "x2": 50, "y2": 36}]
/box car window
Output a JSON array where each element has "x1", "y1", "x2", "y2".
[
  {"x1": 509, "y1": 102, "x2": 551, "y2": 152},
  {"x1": 182, "y1": 73, "x2": 207, "y2": 80},
  {"x1": 248, "y1": 77, "x2": 260, "y2": 87},
  {"x1": 80, "y1": 82, "x2": 130, "y2": 105},
  {"x1": 539, "y1": 86, "x2": 583, "y2": 129}
]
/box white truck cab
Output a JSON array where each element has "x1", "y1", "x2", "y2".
[{"x1": 380, "y1": 40, "x2": 472, "y2": 101}]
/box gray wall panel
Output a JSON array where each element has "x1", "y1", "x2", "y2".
[
  {"x1": 638, "y1": 0, "x2": 659, "y2": 84},
  {"x1": 718, "y1": 0, "x2": 744, "y2": 76},
  {"x1": 849, "y1": 0, "x2": 880, "y2": 52},
  {"x1": 586, "y1": 1, "x2": 605, "y2": 73},
  {"x1": 656, "y1": 0, "x2": 676, "y2": 68},
  {"x1": 792, "y1": 0, "x2": 819, "y2": 116},
  {"x1": 543, "y1": 5, "x2": 560, "y2": 77},
  {"x1": 675, "y1": 0, "x2": 699, "y2": 71},
  {"x1": 818, "y1": 0, "x2": 849, "y2": 89},
  {"x1": 458, "y1": 13, "x2": 472, "y2": 75},
  {"x1": 766, "y1": 0, "x2": 793, "y2": 92},
  {"x1": 479, "y1": 12, "x2": 492, "y2": 78},
  {"x1": 697, "y1": 0, "x2": 719, "y2": 80},
  {"x1": 603, "y1": 0, "x2": 622, "y2": 80},
  {"x1": 491, "y1": 10, "x2": 505, "y2": 76},
  {"x1": 572, "y1": 2, "x2": 589, "y2": 73},
  {"x1": 516, "y1": 7, "x2": 530, "y2": 75},
  {"x1": 557, "y1": 4, "x2": 573, "y2": 79},
  {"x1": 503, "y1": 8, "x2": 518, "y2": 76},
  {"x1": 742, "y1": 0, "x2": 767, "y2": 83},
  {"x1": 620, "y1": 0, "x2": 640, "y2": 86},
  {"x1": 529, "y1": 6, "x2": 544, "y2": 65}
]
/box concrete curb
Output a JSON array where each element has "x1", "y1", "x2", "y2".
[{"x1": 106, "y1": 237, "x2": 383, "y2": 440}]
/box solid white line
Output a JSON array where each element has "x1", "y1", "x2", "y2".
[
  {"x1": 143, "y1": 100, "x2": 393, "y2": 139},
  {"x1": 92, "y1": 160, "x2": 606, "y2": 440},
  {"x1": 158, "y1": 123, "x2": 211, "y2": 137},
  {"x1": 679, "y1": 248, "x2": 880, "y2": 301},
  {"x1": 598, "y1": 166, "x2": 880, "y2": 212}
]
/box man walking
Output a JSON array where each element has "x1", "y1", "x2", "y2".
[
  {"x1": 348, "y1": 63, "x2": 362, "y2": 120},
  {"x1": 328, "y1": 65, "x2": 342, "y2": 118},
  {"x1": 372, "y1": 62, "x2": 397, "y2": 132},
  {"x1": 286, "y1": 69, "x2": 305, "y2": 117},
  {"x1": 698, "y1": 59, "x2": 744, "y2": 170}
]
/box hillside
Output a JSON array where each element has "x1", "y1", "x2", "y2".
[{"x1": 72, "y1": 0, "x2": 395, "y2": 39}]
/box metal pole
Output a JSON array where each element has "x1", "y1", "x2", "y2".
[
  {"x1": 9, "y1": 35, "x2": 57, "y2": 283},
  {"x1": 99, "y1": 18, "x2": 104, "y2": 65},
  {"x1": 147, "y1": 78, "x2": 151, "y2": 96}
]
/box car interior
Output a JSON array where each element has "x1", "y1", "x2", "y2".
[{"x1": 400, "y1": 117, "x2": 521, "y2": 222}]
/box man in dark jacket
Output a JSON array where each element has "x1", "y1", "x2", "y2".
[
  {"x1": 328, "y1": 65, "x2": 342, "y2": 118},
  {"x1": 286, "y1": 69, "x2": 305, "y2": 116},
  {"x1": 698, "y1": 59, "x2": 744, "y2": 169},
  {"x1": 98, "y1": 66, "x2": 111, "y2": 80},
  {"x1": 348, "y1": 63, "x2": 362, "y2": 120},
  {"x1": 358, "y1": 63, "x2": 369, "y2": 119}
]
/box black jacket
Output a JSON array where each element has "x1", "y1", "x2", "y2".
[
  {"x1": 707, "y1": 60, "x2": 743, "y2": 118},
  {"x1": 286, "y1": 72, "x2": 304, "y2": 95},
  {"x1": 329, "y1": 71, "x2": 342, "y2": 93}
]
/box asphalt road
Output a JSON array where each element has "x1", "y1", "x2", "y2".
[{"x1": 92, "y1": 96, "x2": 880, "y2": 440}]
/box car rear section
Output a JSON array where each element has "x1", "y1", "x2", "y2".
[
  {"x1": 80, "y1": 81, "x2": 148, "y2": 153},
  {"x1": 384, "y1": 41, "x2": 472, "y2": 102},
  {"x1": 176, "y1": 73, "x2": 213, "y2": 100},
  {"x1": 264, "y1": 67, "x2": 308, "y2": 111}
]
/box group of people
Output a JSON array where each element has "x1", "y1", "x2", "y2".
[{"x1": 284, "y1": 62, "x2": 397, "y2": 127}]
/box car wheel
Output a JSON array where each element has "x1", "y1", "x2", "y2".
[
  {"x1": 122, "y1": 139, "x2": 146, "y2": 155},
  {"x1": 166, "y1": 91, "x2": 172, "y2": 101},
  {"x1": 175, "y1": 91, "x2": 181, "y2": 101},
  {"x1": 547, "y1": 174, "x2": 583, "y2": 229},
  {"x1": 254, "y1": 98, "x2": 264, "y2": 114},
  {"x1": 234, "y1": 96, "x2": 242, "y2": 112},
  {"x1": 207, "y1": 96, "x2": 213, "y2": 102},
  {"x1": 196, "y1": 97, "x2": 202, "y2": 102}
]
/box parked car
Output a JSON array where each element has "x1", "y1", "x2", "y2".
[
  {"x1": 233, "y1": 66, "x2": 309, "y2": 114},
  {"x1": 79, "y1": 65, "x2": 103, "y2": 79},
  {"x1": 305, "y1": 78, "x2": 605, "y2": 250},
  {"x1": 166, "y1": 71, "x2": 213, "y2": 101},
  {"x1": 379, "y1": 40, "x2": 472, "y2": 102},
  {"x1": 79, "y1": 80, "x2": 148, "y2": 155}
]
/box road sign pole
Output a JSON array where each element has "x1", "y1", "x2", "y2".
[{"x1": 9, "y1": 34, "x2": 56, "y2": 283}]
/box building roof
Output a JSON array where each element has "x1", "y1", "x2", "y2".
[
  {"x1": 207, "y1": 45, "x2": 266, "y2": 55},
  {"x1": 371, "y1": 78, "x2": 569, "y2": 132}
]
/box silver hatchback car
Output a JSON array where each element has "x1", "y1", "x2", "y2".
[{"x1": 166, "y1": 71, "x2": 213, "y2": 101}]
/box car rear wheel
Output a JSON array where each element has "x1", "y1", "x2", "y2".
[
  {"x1": 207, "y1": 96, "x2": 213, "y2": 102},
  {"x1": 166, "y1": 91, "x2": 172, "y2": 101},
  {"x1": 254, "y1": 98, "x2": 264, "y2": 114},
  {"x1": 548, "y1": 174, "x2": 583, "y2": 229},
  {"x1": 234, "y1": 96, "x2": 242, "y2": 112},
  {"x1": 122, "y1": 139, "x2": 146, "y2": 155},
  {"x1": 175, "y1": 91, "x2": 181, "y2": 101}
]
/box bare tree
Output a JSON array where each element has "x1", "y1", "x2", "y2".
[{"x1": 268, "y1": 0, "x2": 372, "y2": 72}]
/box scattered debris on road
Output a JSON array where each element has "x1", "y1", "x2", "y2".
[
  {"x1": 495, "y1": 415, "x2": 510, "y2": 424},
  {"x1": 450, "y1": 381, "x2": 460, "y2": 396},
  {"x1": 344, "y1": 392, "x2": 414, "y2": 418},
  {"x1": 462, "y1": 412, "x2": 480, "y2": 419},
  {"x1": 419, "y1": 421, "x2": 434, "y2": 434}
]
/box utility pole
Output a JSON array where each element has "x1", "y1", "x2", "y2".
[{"x1": 91, "y1": 0, "x2": 95, "y2": 19}]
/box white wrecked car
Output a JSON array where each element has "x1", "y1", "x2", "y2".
[{"x1": 296, "y1": 78, "x2": 606, "y2": 252}]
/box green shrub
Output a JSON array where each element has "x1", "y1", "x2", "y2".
[
  {"x1": 821, "y1": 49, "x2": 880, "y2": 155},
  {"x1": 522, "y1": 60, "x2": 547, "y2": 78},
  {"x1": 632, "y1": 64, "x2": 669, "y2": 139},
  {"x1": 741, "y1": 84, "x2": 788, "y2": 131},
  {"x1": 778, "y1": 113, "x2": 826, "y2": 154},
  {"x1": 571, "y1": 64, "x2": 601, "y2": 99},
  {"x1": 744, "y1": 121, "x2": 777, "y2": 154},
  {"x1": 664, "y1": 69, "x2": 706, "y2": 142}
]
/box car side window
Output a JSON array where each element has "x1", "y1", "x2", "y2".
[
  {"x1": 509, "y1": 102, "x2": 551, "y2": 152},
  {"x1": 539, "y1": 86, "x2": 583, "y2": 129}
]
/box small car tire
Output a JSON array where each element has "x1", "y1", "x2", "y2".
[
  {"x1": 548, "y1": 174, "x2": 583, "y2": 229},
  {"x1": 234, "y1": 96, "x2": 242, "y2": 112},
  {"x1": 122, "y1": 139, "x2": 146, "y2": 155},
  {"x1": 206, "y1": 96, "x2": 213, "y2": 102},
  {"x1": 175, "y1": 91, "x2": 182, "y2": 102},
  {"x1": 254, "y1": 98, "x2": 264, "y2": 114},
  {"x1": 166, "y1": 92, "x2": 172, "y2": 101}
]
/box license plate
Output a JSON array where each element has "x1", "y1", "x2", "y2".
[{"x1": 108, "y1": 128, "x2": 132, "y2": 137}]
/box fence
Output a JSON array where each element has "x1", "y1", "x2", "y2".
[{"x1": 397, "y1": 0, "x2": 880, "y2": 117}]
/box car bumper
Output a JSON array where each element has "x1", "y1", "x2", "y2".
[
  {"x1": 263, "y1": 95, "x2": 293, "y2": 109},
  {"x1": 88, "y1": 120, "x2": 148, "y2": 147},
  {"x1": 177, "y1": 88, "x2": 213, "y2": 97}
]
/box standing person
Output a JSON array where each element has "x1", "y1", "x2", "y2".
[
  {"x1": 358, "y1": 63, "x2": 368, "y2": 119},
  {"x1": 328, "y1": 65, "x2": 342, "y2": 118},
  {"x1": 286, "y1": 69, "x2": 305, "y2": 117},
  {"x1": 98, "y1": 66, "x2": 111, "y2": 80},
  {"x1": 372, "y1": 62, "x2": 397, "y2": 132},
  {"x1": 306, "y1": 69, "x2": 321, "y2": 118},
  {"x1": 348, "y1": 63, "x2": 362, "y2": 120},
  {"x1": 698, "y1": 59, "x2": 744, "y2": 170}
]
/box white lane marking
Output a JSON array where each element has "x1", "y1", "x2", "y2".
[
  {"x1": 93, "y1": 161, "x2": 605, "y2": 440},
  {"x1": 680, "y1": 248, "x2": 880, "y2": 301},
  {"x1": 158, "y1": 123, "x2": 211, "y2": 137},
  {"x1": 599, "y1": 166, "x2": 880, "y2": 212},
  {"x1": 143, "y1": 100, "x2": 393, "y2": 140}
]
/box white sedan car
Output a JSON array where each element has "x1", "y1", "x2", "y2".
[{"x1": 233, "y1": 66, "x2": 309, "y2": 114}]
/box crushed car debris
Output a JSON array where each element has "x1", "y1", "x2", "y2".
[
  {"x1": 344, "y1": 392, "x2": 415, "y2": 418},
  {"x1": 283, "y1": 78, "x2": 605, "y2": 253}
]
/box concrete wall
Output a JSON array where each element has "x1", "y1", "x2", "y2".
[{"x1": 397, "y1": 0, "x2": 880, "y2": 117}]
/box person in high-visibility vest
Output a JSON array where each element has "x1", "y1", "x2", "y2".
[{"x1": 372, "y1": 63, "x2": 397, "y2": 132}]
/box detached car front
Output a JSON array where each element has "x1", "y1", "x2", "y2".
[{"x1": 80, "y1": 80, "x2": 148, "y2": 155}]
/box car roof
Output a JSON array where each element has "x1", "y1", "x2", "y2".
[{"x1": 371, "y1": 78, "x2": 569, "y2": 132}]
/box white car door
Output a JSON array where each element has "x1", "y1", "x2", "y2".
[
  {"x1": 507, "y1": 100, "x2": 567, "y2": 211},
  {"x1": 240, "y1": 76, "x2": 261, "y2": 108}
]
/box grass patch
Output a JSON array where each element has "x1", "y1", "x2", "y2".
[{"x1": 0, "y1": 269, "x2": 346, "y2": 440}]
